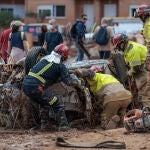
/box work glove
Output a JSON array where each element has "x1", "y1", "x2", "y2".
[
  {"x1": 77, "y1": 78, "x2": 86, "y2": 90},
  {"x1": 127, "y1": 68, "x2": 135, "y2": 76},
  {"x1": 75, "y1": 68, "x2": 91, "y2": 78},
  {"x1": 78, "y1": 78, "x2": 85, "y2": 86},
  {"x1": 74, "y1": 68, "x2": 84, "y2": 77}
]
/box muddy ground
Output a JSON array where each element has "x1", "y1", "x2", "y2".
[
  {"x1": 0, "y1": 42, "x2": 149, "y2": 150},
  {"x1": 0, "y1": 127, "x2": 149, "y2": 150}
]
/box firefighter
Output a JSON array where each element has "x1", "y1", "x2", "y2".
[
  {"x1": 135, "y1": 4, "x2": 150, "y2": 103},
  {"x1": 75, "y1": 66, "x2": 131, "y2": 130},
  {"x1": 112, "y1": 33, "x2": 150, "y2": 107},
  {"x1": 22, "y1": 44, "x2": 82, "y2": 131},
  {"x1": 135, "y1": 4, "x2": 150, "y2": 46}
]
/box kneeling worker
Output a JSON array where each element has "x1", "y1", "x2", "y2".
[{"x1": 76, "y1": 66, "x2": 132, "y2": 130}]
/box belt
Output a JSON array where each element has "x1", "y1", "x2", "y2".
[{"x1": 28, "y1": 72, "x2": 45, "y2": 84}]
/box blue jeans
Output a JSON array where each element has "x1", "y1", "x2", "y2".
[{"x1": 73, "y1": 39, "x2": 84, "y2": 61}]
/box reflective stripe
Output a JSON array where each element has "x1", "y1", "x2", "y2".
[
  {"x1": 130, "y1": 61, "x2": 141, "y2": 66},
  {"x1": 28, "y1": 62, "x2": 54, "y2": 84},
  {"x1": 106, "y1": 89, "x2": 125, "y2": 95},
  {"x1": 49, "y1": 96, "x2": 57, "y2": 105},
  {"x1": 127, "y1": 44, "x2": 133, "y2": 52},
  {"x1": 28, "y1": 72, "x2": 45, "y2": 84},
  {"x1": 37, "y1": 62, "x2": 53, "y2": 75},
  {"x1": 96, "y1": 82, "x2": 125, "y2": 97}
]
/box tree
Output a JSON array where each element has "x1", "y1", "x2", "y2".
[
  {"x1": 25, "y1": 11, "x2": 37, "y2": 18},
  {"x1": 0, "y1": 12, "x2": 20, "y2": 28}
]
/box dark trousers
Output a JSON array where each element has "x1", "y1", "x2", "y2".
[
  {"x1": 99, "y1": 50, "x2": 111, "y2": 59},
  {"x1": 22, "y1": 81, "x2": 61, "y2": 114},
  {"x1": 22, "y1": 80, "x2": 69, "y2": 128}
]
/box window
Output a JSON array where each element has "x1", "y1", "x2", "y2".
[
  {"x1": 0, "y1": 8, "x2": 13, "y2": 14},
  {"x1": 38, "y1": 5, "x2": 65, "y2": 18},
  {"x1": 54, "y1": 6, "x2": 65, "y2": 17},
  {"x1": 39, "y1": 9, "x2": 51, "y2": 17},
  {"x1": 129, "y1": 5, "x2": 139, "y2": 17},
  {"x1": 131, "y1": 8, "x2": 137, "y2": 17}
]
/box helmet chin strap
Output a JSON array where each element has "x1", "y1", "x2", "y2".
[{"x1": 118, "y1": 41, "x2": 128, "y2": 52}]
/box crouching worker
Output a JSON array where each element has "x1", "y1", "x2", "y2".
[
  {"x1": 22, "y1": 44, "x2": 82, "y2": 131},
  {"x1": 75, "y1": 66, "x2": 132, "y2": 130}
]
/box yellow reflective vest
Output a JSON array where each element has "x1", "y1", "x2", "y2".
[
  {"x1": 143, "y1": 18, "x2": 150, "y2": 44},
  {"x1": 124, "y1": 41, "x2": 147, "y2": 67},
  {"x1": 86, "y1": 73, "x2": 119, "y2": 95}
]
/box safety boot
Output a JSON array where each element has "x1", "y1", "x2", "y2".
[
  {"x1": 105, "y1": 115, "x2": 120, "y2": 130},
  {"x1": 39, "y1": 106, "x2": 51, "y2": 131},
  {"x1": 56, "y1": 108, "x2": 70, "y2": 131}
]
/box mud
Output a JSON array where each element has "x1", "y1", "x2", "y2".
[{"x1": 0, "y1": 128, "x2": 149, "y2": 150}]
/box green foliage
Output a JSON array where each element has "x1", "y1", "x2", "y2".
[
  {"x1": 0, "y1": 12, "x2": 14, "y2": 27},
  {"x1": 25, "y1": 11, "x2": 37, "y2": 18},
  {"x1": 38, "y1": 10, "x2": 50, "y2": 19}
]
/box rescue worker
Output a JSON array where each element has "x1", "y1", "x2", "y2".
[
  {"x1": 75, "y1": 66, "x2": 131, "y2": 130},
  {"x1": 135, "y1": 4, "x2": 150, "y2": 103},
  {"x1": 112, "y1": 33, "x2": 150, "y2": 107},
  {"x1": 22, "y1": 44, "x2": 82, "y2": 131},
  {"x1": 135, "y1": 4, "x2": 150, "y2": 46}
]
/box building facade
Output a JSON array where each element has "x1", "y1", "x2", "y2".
[
  {"x1": 0, "y1": 0, "x2": 25, "y2": 18},
  {"x1": 0, "y1": 0, "x2": 150, "y2": 29}
]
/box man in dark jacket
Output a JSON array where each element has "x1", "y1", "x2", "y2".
[
  {"x1": 43, "y1": 19, "x2": 63, "y2": 54},
  {"x1": 22, "y1": 44, "x2": 82, "y2": 131},
  {"x1": 74, "y1": 14, "x2": 89, "y2": 61}
]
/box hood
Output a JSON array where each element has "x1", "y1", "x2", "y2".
[{"x1": 42, "y1": 51, "x2": 61, "y2": 64}]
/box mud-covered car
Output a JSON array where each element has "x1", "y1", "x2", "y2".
[{"x1": 0, "y1": 46, "x2": 130, "y2": 129}]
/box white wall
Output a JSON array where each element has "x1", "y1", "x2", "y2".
[
  {"x1": 83, "y1": 4, "x2": 94, "y2": 31},
  {"x1": 104, "y1": 4, "x2": 117, "y2": 17}
]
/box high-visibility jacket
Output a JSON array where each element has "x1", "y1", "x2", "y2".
[
  {"x1": 86, "y1": 73, "x2": 119, "y2": 95},
  {"x1": 124, "y1": 41, "x2": 147, "y2": 67},
  {"x1": 143, "y1": 18, "x2": 150, "y2": 44}
]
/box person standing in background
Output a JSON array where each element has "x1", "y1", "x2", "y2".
[
  {"x1": 0, "y1": 21, "x2": 14, "y2": 63},
  {"x1": 113, "y1": 23, "x2": 120, "y2": 34},
  {"x1": 93, "y1": 17, "x2": 114, "y2": 59},
  {"x1": 73, "y1": 14, "x2": 89, "y2": 61},
  {"x1": 38, "y1": 25, "x2": 48, "y2": 46},
  {"x1": 43, "y1": 19, "x2": 63, "y2": 54},
  {"x1": 7, "y1": 20, "x2": 29, "y2": 63}
]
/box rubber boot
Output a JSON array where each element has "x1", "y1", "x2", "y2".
[
  {"x1": 39, "y1": 106, "x2": 50, "y2": 130},
  {"x1": 56, "y1": 108, "x2": 70, "y2": 131}
]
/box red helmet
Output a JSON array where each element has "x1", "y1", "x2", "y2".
[
  {"x1": 113, "y1": 33, "x2": 128, "y2": 46},
  {"x1": 135, "y1": 4, "x2": 150, "y2": 17},
  {"x1": 113, "y1": 33, "x2": 128, "y2": 51},
  {"x1": 54, "y1": 44, "x2": 69, "y2": 61}
]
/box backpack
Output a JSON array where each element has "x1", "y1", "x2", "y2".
[
  {"x1": 70, "y1": 22, "x2": 77, "y2": 39},
  {"x1": 93, "y1": 26, "x2": 109, "y2": 45}
]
